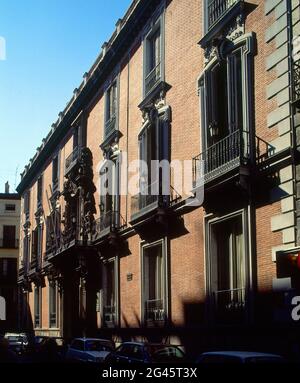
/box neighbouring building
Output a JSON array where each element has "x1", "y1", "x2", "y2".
[
  {"x1": 17, "y1": 0, "x2": 300, "y2": 356},
  {"x1": 0, "y1": 183, "x2": 20, "y2": 333}
]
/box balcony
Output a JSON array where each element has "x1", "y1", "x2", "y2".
[
  {"x1": 293, "y1": 59, "x2": 300, "y2": 108},
  {"x1": 192, "y1": 130, "x2": 274, "y2": 186},
  {"x1": 0, "y1": 238, "x2": 19, "y2": 249},
  {"x1": 200, "y1": 0, "x2": 243, "y2": 48},
  {"x1": 145, "y1": 62, "x2": 161, "y2": 96},
  {"x1": 144, "y1": 298, "x2": 166, "y2": 326},
  {"x1": 93, "y1": 210, "x2": 126, "y2": 243},
  {"x1": 130, "y1": 180, "x2": 181, "y2": 224},
  {"x1": 65, "y1": 147, "x2": 80, "y2": 175},
  {"x1": 213, "y1": 287, "x2": 246, "y2": 324}
]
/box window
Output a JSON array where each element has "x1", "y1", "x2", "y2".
[
  {"x1": 104, "y1": 81, "x2": 118, "y2": 139},
  {"x1": 204, "y1": 0, "x2": 241, "y2": 33},
  {"x1": 2, "y1": 259, "x2": 8, "y2": 277},
  {"x1": 73, "y1": 126, "x2": 79, "y2": 150},
  {"x1": 31, "y1": 228, "x2": 38, "y2": 263},
  {"x1": 37, "y1": 176, "x2": 43, "y2": 208},
  {"x1": 99, "y1": 159, "x2": 120, "y2": 230},
  {"x1": 22, "y1": 236, "x2": 30, "y2": 271},
  {"x1": 142, "y1": 240, "x2": 167, "y2": 324},
  {"x1": 34, "y1": 286, "x2": 41, "y2": 328},
  {"x1": 46, "y1": 210, "x2": 61, "y2": 253},
  {"x1": 102, "y1": 260, "x2": 117, "y2": 326},
  {"x1": 144, "y1": 20, "x2": 162, "y2": 96},
  {"x1": 197, "y1": 38, "x2": 254, "y2": 181},
  {"x1": 3, "y1": 225, "x2": 16, "y2": 248},
  {"x1": 207, "y1": 212, "x2": 247, "y2": 323},
  {"x1": 49, "y1": 282, "x2": 57, "y2": 328},
  {"x1": 135, "y1": 114, "x2": 168, "y2": 213},
  {"x1": 71, "y1": 340, "x2": 84, "y2": 351},
  {"x1": 24, "y1": 191, "x2": 30, "y2": 217},
  {"x1": 205, "y1": 48, "x2": 243, "y2": 148},
  {"x1": 5, "y1": 204, "x2": 15, "y2": 211},
  {"x1": 52, "y1": 156, "x2": 59, "y2": 191},
  {"x1": 32, "y1": 226, "x2": 43, "y2": 265}
]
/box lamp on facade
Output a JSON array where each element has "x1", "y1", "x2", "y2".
[{"x1": 209, "y1": 121, "x2": 219, "y2": 141}]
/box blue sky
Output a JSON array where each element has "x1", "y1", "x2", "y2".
[{"x1": 0, "y1": 0, "x2": 131, "y2": 192}]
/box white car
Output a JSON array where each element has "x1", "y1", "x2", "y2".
[
  {"x1": 196, "y1": 351, "x2": 285, "y2": 364},
  {"x1": 66, "y1": 338, "x2": 114, "y2": 363}
]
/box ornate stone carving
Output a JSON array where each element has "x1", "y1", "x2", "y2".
[{"x1": 61, "y1": 147, "x2": 96, "y2": 244}]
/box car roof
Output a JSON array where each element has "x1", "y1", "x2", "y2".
[
  {"x1": 200, "y1": 351, "x2": 283, "y2": 359},
  {"x1": 120, "y1": 342, "x2": 179, "y2": 347},
  {"x1": 72, "y1": 338, "x2": 112, "y2": 342}
]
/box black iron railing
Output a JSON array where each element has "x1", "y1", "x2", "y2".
[
  {"x1": 104, "y1": 115, "x2": 116, "y2": 139},
  {"x1": 255, "y1": 135, "x2": 275, "y2": 163},
  {"x1": 145, "y1": 62, "x2": 161, "y2": 95},
  {"x1": 213, "y1": 287, "x2": 246, "y2": 323},
  {"x1": 131, "y1": 180, "x2": 182, "y2": 218},
  {"x1": 94, "y1": 210, "x2": 126, "y2": 236},
  {"x1": 0, "y1": 238, "x2": 19, "y2": 249},
  {"x1": 207, "y1": 0, "x2": 241, "y2": 30},
  {"x1": 65, "y1": 147, "x2": 80, "y2": 174},
  {"x1": 145, "y1": 299, "x2": 165, "y2": 322},
  {"x1": 131, "y1": 181, "x2": 159, "y2": 217},
  {"x1": 192, "y1": 130, "x2": 274, "y2": 184},
  {"x1": 293, "y1": 59, "x2": 300, "y2": 104},
  {"x1": 193, "y1": 130, "x2": 244, "y2": 184}
]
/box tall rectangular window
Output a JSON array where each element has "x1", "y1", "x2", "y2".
[
  {"x1": 52, "y1": 156, "x2": 59, "y2": 191},
  {"x1": 144, "y1": 22, "x2": 162, "y2": 96},
  {"x1": 3, "y1": 225, "x2": 16, "y2": 248},
  {"x1": 5, "y1": 204, "x2": 15, "y2": 211},
  {"x1": 204, "y1": 48, "x2": 244, "y2": 149},
  {"x1": 104, "y1": 81, "x2": 118, "y2": 139},
  {"x1": 142, "y1": 241, "x2": 166, "y2": 324},
  {"x1": 102, "y1": 260, "x2": 117, "y2": 326},
  {"x1": 49, "y1": 283, "x2": 57, "y2": 328},
  {"x1": 24, "y1": 191, "x2": 30, "y2": 218},
  {"x1": 34, "y1": 286, "x2": 41, "y2": 328},
  {"x1": 37, "y1": 176, "x2": 43, "y2": 208},
  {"x1": 207, "y1": 212, "x2": 247, "y2": 323}
]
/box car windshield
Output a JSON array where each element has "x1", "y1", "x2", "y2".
[
  {"x1": 6, "y1": 335, "x2": 26, "y2": 343},
  {"x1": 147, "y1": 346, "x2": 185, "y2": 362},
  {"x1": 85, "y1": 340, "x2": 112, "y2": 352}
]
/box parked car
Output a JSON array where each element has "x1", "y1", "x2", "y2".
[
  {"x1": 66, "y1": 338, "x2": 114, "y2": 363},
  {"x1": 4, "y1": 332, "x2": 30, "y2": 355},
  {"x1": 106, "y1": 342, "x2": 186, "y2": 363},
  {"x1": 32, "y1": 336, "x2": 68, "y2": 361},
  {"x1": 196, "y1": 351, "x2": 285, "y2": 364}
]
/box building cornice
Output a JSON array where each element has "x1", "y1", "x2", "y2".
[{"x1": 17, "y1": 0, "x2": 163, "y2": 195}]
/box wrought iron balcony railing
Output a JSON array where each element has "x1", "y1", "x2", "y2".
[
  {"x1": 0, "y1": 238, "x2": 19, "y2": 249},
  {"x1": 144, "y1": 298, "x2": 165, "y2": 323},
  {"x1": 93, "y1": 210, "x2": 126, "y2": 238},
  {"x1": 213, "y1": 287, "x2": 246, "y2": 323},
  {"x1": 145, "y1": 62, "x2": 161, "y2": 96},
  {"x1": 65, "y1": 147, "x2": 80, "y2": 175},
  {"x1": 207, "y1": 0, "x2": 241, "y2": 31},
  {"x1": 104, "y1": 115, "x2": 116, "y2": 139},
  {"x1": 192, "y1": 130, "x2": 274, "y2": 185},
  {"x1": 293, "y1": 59, "x2": 300, "y2": 106},
  {"x1": 131, "y1": 180, "x2": 182, "y2": 219}
]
